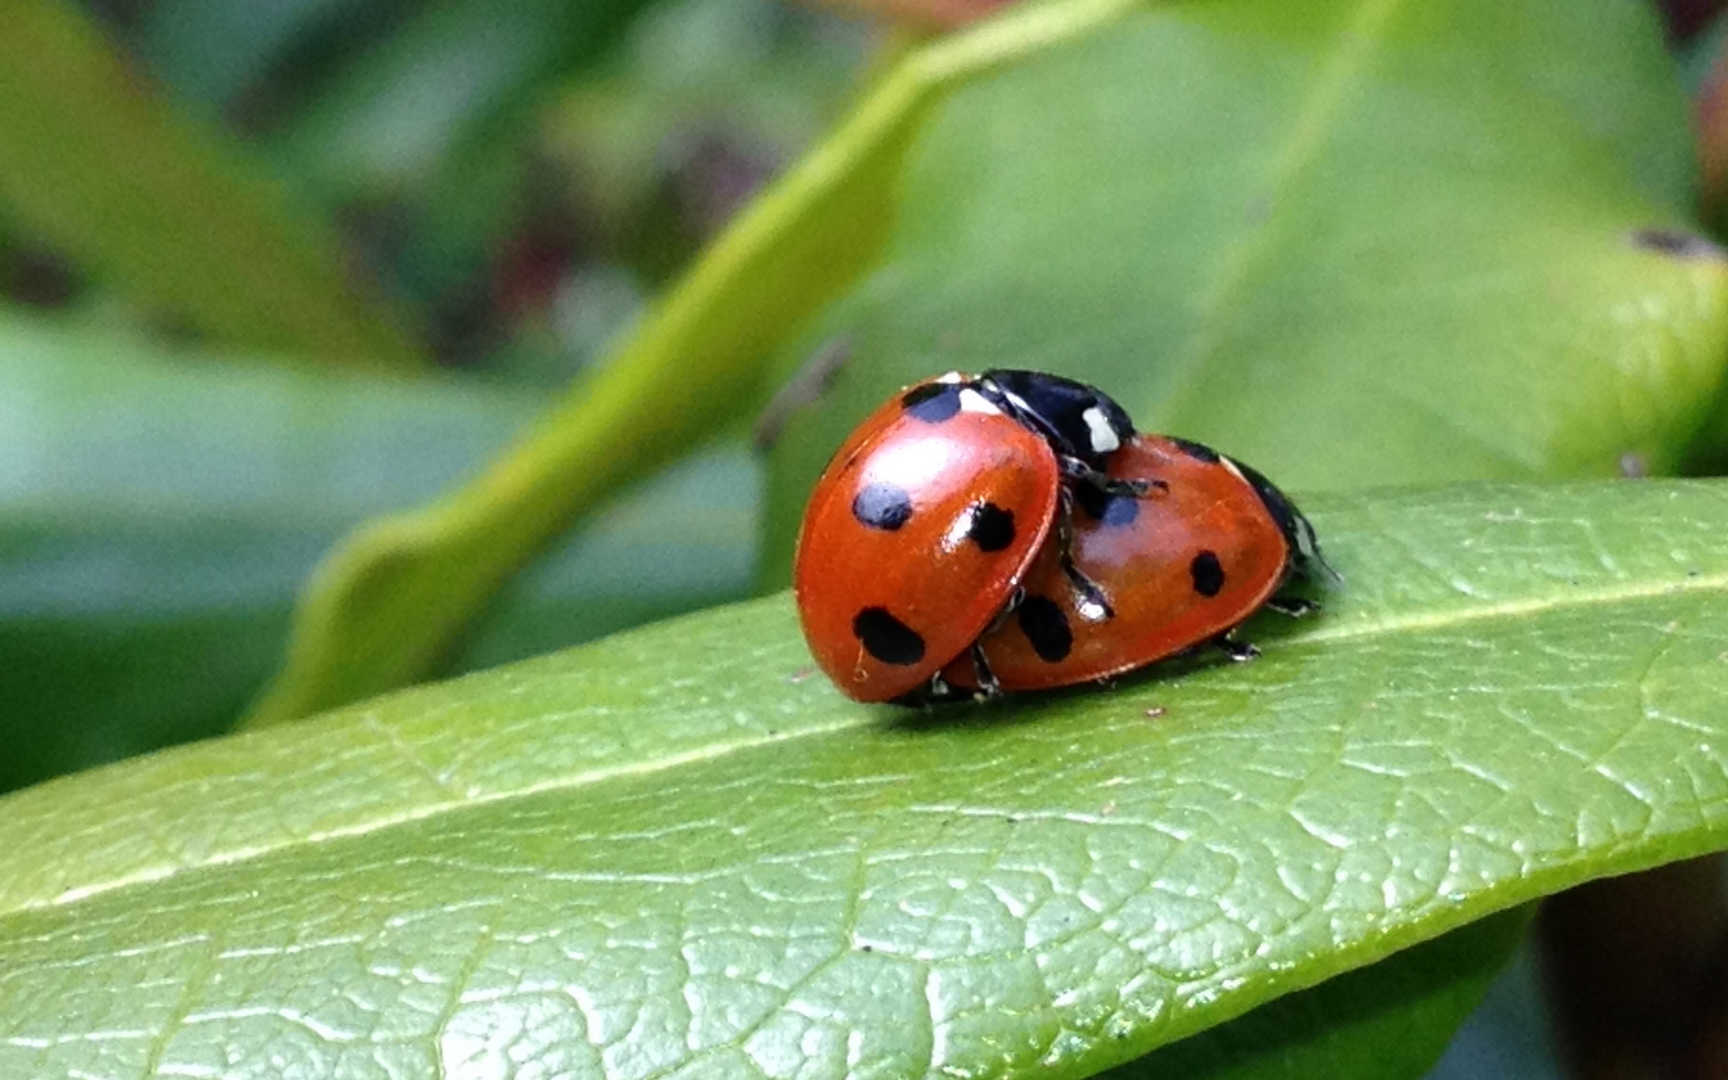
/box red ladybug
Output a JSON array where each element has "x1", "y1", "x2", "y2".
[
  {"x1": 794, "y1": 370, "x2": 1148, "y2": 701},
  {"x1": 939, "y1": 432, "x2": 1326, "y2": 693}
]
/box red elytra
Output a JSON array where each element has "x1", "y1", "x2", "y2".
[
  {"x1": 942, "y1": 433, "x2": 1300, "y2": 691},
  {"x1": 793, "y1": 376, "x2": 1060, "y2": 701}
]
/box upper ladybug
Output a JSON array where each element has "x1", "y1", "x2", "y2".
[{"x1": 792, "y1": 370, "x2": 1145, "y2": 701}]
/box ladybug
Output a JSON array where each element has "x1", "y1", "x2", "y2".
[
  {"x1": 939, "y1": 432, "x2": 1326, "y2": 694},
  {"x1": 793, "y1": 370, "x2": 1150, "y2": 701}
]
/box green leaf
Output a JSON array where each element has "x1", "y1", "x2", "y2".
[
  {"x1": 138, "y1": 0, "x2": 358, "y2": 104},
  {"x1": 0, "y1": 312, "x2": 756, "y2": 793},
  {"x1": 270, "y1": 0, "x2": 652, "y2": 197},
  {"x1": 0, "y1": 2, "x2": 421, "y2": 367},
  {"x1": 534, "y1": 0, "x2": 869, "y2": 290},
  {"x1": 760, "y1": 0, "x2": 1728, "y2": 573},
  {"x1": 261, "y1": 0, "x2": 659, "y2": 313},
  {"x1": 9, "y1": 480, "x2": 1728, "y2": 1078}
]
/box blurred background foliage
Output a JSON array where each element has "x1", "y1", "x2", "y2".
[
  {"x1": 8, "y1": 0, "x2": 1728, "y2": 1075},
  {"x1": 3, "y1": 0, "x2": 869, "y2": 794}
]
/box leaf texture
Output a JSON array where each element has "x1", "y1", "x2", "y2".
[{"x1": 4, "y1": 481, "x2": 1728, "y2": 1078}]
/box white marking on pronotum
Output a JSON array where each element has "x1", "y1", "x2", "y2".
[
  {"x1": 1082, "y1": 406, "x2": 1119, "y2": 454},
  {"x1": 958, "y1": 388, "x2": 1000, "y2": 415},
  {"x1": 998, "y1": 387, "x2": 1034, "y2": 416},
  {"x1": 936, "y1": 371, "x2": 966, "y2": 384}
]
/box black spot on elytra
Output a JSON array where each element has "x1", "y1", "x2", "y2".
[
  {"x1": 1170, "y1": 437, "x2": 1220, "y2": 463},
  {"x1": 965, "y1": 502, "x2": 1015, "y2": 551},
  {"x1": 853, "y1": 607, "x2": 925, "y2": 665},
  {"x1": 852, "y1": 482, "x2": 913, "y2": 530},
  {"x1": 1191, "y1": 550, "x2": 1225, "y2": 597},
  {"x1": 1017, "y1": 594, "x2": 1073, "y2": 662},
  {"x1": 1074, "y1": 483, "x2": 1140, "y2": 526},
  {"x1": 901, "y1": 381, "x2": 962, "y2": 422}
]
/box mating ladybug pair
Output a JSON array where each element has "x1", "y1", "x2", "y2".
[{"x1": 793, "y1": 369, "x2": 1330, "y2": 703}]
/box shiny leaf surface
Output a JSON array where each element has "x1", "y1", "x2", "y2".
[{"x1": 6, "y1": 481, "x2": 1728, "y2": 1078}]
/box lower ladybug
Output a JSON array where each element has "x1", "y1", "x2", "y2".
[
  {"x1": 939, "y1": 432, "x2": 1328, "y2": 695},
  {"x1": 793, "y1": 369, "x2": 1151, "y2": 701}
]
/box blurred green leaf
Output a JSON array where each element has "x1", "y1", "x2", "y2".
[
  {"x1": 0, "y1": 311, "x2": 755, "y2": 792},
  {"x1": 271, "y1": 0, "x2": 653, "y2": 196},
  {"x1": 242, "y1": 0, "x2": 1139, "y2": 727},
  {"x1": 257, "y1": 0, "x2": 664, "y2": 345},
  {"x1": 138, "y1": 0, "x2": 360, "y2": 104},
  {"x1": 1662, "y1": 9, "x2": 1728, "y2": 473},
  {"x1": 468, "y1": 0, "x2": 866, "y2": 385},
  {"x1": 545, "y1": 0, "x2": 869, "y2": 256},
  {"x1": 0, "y1": 2, "x2": 422, "y2": 367},
  {"x1": 1689, "y1": 11, "x2": 1728, "y2": 251},
  {"x1": 1105, "y1": 907, "x2": 1530, "y2": 1079},
  {"x1": 248, "y1": 0, "x2": 1728, "y2": 728},
  {"x1": 9, "y1": 480, "x2": 1728, "y2": 1077},
  {"x1": 759, "y1": 0, "x2": 1728, "y2": 572},
  {"x1": 1679, "y1": 8, "x2": 1728, "y2": 94}
]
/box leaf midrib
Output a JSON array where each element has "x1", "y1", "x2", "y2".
[
  {"x1": 1299, "y1": 568, "x2": 1724, "y2": 646},
  {"x1": 7, "y1": 560, "x2": 1723, "y2": 920}
]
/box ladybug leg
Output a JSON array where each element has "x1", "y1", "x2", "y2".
[
  {"x1": 988, "y1": 586, "x2": 1026, "y2": 629},
  {"x1": 1211, "y1": 632, "x2": 1261, "y2": 662},
  {"x1": 1062, "y1": 558, "x2": 1113, "y2": 621},
  {"x1": 902, "y1": 670, "x2": 964, "y2": 705},
  {"x1": 968, "y1": 643, "x2": 1001, "y2": 698},
  {"x1": 1054, "y1": 487, "x2": 1114, "y2": 620},
  {"x1": 1109, "y1": 476, "x2": 1166, "y2": 498},
  {"x1": 1058, "y1": 456, "x2": 1167, "y2": 499},
  {"x1": 1265, "y1": 595, "x2": 1320, "y2": 618}
]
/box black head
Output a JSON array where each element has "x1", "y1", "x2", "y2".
[{"x1": 975, "y1": 369, "x2": 1137, "y2": 466}]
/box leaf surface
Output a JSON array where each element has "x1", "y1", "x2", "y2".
[{"x1": 6, "y1": 481, "x2": 1728, "y2": 1078}]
